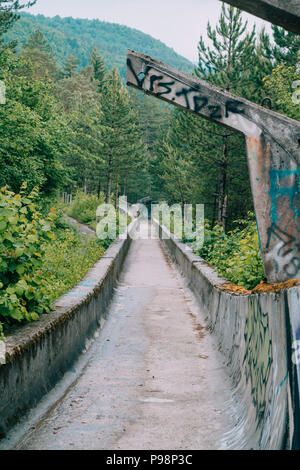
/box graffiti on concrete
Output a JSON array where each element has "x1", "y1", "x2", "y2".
[
  {"x1": 127, "y1": 56, "x2": 261, "y2": 136},
  {"x1": 126, "y1": 50, "x2": 300, "y2": 283},
  {"x1": 265, "y1": 169, "x2": 300, "y2": 278},
  {"x1": 243, "y1": 299, "x2": 273, "y2": 423}
]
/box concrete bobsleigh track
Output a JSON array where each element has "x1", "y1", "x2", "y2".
[
  {"x1": 0, "y1": 219, "x2": 139, "y2": 439},
  {"x1": 153, "y1": 218, "x2": 300, "y2": 450},
  {"x1": 0, "y1": 214, "x2": 300, "y2": 449}
]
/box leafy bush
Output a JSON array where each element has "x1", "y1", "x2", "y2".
[
  {"x1": 66, "y1": 191, "x2": 105, "y2": 226},
  {"x1": 66, "y1": 190, "x2": 131, "y2": 239},
  {"x1": 0, "y1": 184, "x2": 56, "y2": 334},
  {"x1": 42, "y1": 227, "x2": 106, "y2": 302},
  {"x1": 0, "y1": 185, "x2": 111, "y2": 339},
  {"x1": 196, "y1": 214, "x2": 264, "y2": 290}
]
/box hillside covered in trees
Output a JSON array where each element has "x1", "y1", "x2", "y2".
[{"x1": 5, "y1": 12, "x2": 194, "y2": 78}]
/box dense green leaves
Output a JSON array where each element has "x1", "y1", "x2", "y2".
[
  {"x1": 263, "y1": 61, "x2": 300, "y2": 120},
  {"x1": 197, "y1": 216, "x2": 264, "y2": 289},
  {"x1": 0, "y1": 184, "x2": 56, "y2": 331},
  {"x1": 42, "y1": 227, "x2": 106, "y2": 304},
  {"x1": 0, "y1": 186, "x2": 109, "y2": 336},
  {"x1": 0, "y1": 50, "x2": 69, "y2": 194},
  {"x1": 66, "y1": 191, "x2": 131, "y2": 241},
  {"x1": 5, "y1": 12, "x2": 194, "y2": 79}
]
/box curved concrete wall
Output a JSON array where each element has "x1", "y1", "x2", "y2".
[
  {"x1": 154, "y1": 220, "x2": 300, "y2": 450},
  {"x1": 0, "y1": 220, "x2": 138, "y2": 438}
]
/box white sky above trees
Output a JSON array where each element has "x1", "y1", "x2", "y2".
[{"x1": 28, "y1": 0, "x2": 271, "y2": 63}]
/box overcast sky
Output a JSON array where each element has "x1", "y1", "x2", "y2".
[{"x1": 28, "y1": 0, "x2": 271, "y2": 62}]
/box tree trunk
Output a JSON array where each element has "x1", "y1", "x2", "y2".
[
  {"x1": 84, "y1": 170, "x2": 87, "y2": 196},
  {"x1": 222, "y1": 195, "x2": 228, "y2": 231},
  {"x1": 211, "y1": 185, "x2": 219, "y2": 229},
  {"x1": 97, "y1": 179, "x2": 101, "y2": 199},
  {"x1": 115, "y1": 179, "x2": 119, "y2": 209},
  {"x1": 106, "y1": 150, "x2": 113, "y2": 204},
  {"x1": 218, "y1": 136, "x2": 228, "y2": 230}
]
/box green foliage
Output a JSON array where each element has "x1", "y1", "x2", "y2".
[
  {"x1": 197, "y1": 215, "x2": 264, "y2": 289},
  {"x1": 0, "y1": 52, "x2": 69, "y2": 194},
  {"x1": 272, "y1": 26, "x2": 300, "y2": 67},
  {"x1": 5, "y1": 12, "x2": 194, "y2": 79},
  {"x1": 91, "y1": 46, "x2": 106, "y2": 93},
  {"x1": 0, "y1": 184, "x2": 56, "y2": 332},
  {"x1": 63, "y1": 52, "x2": 79, "y2": 78},
  {"x1": 66, "y1": 191, "x2": 105, "y2": 226},
  {"x1": 0, "y1": 186, "x2": 110, "y2": 337},
  {"x1": 263, "y1": 62, "x2": 300, "y2": 121},
  {"x1": 99, "y1": 67, "x2": 148, "y2": 203},
  {"x1": 66, "y1": 191, "x2": 131, "y2": 242},
  {"x1": 42, "y1": 227, "x2": 105, "y2": 302}
]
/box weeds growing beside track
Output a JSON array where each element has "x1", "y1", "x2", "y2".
[
  {"x1": 0, "y1": 186, "x2": 108, "y2": 339},
  {"x1": 193, "y1": 214, "x2": 264, "y2": 290}
]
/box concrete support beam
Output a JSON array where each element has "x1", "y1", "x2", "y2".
[
  {"x1": 126, "y1": 50, "x2": 300, "y2": 283},
  {"x1": 221, "y1": 0, "x2": 300, "y2": 34}
]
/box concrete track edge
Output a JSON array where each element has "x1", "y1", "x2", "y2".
[
  {"x1": 153, "y1": 218, "x2": 300, "y2": 450},
  {"x1": 0, "y1": 219, "x2": 138, "y2": 438}
]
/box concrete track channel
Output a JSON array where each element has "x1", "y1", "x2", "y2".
[{"x1": 5, "y1": 221, "x2": 239, "y2": 450}]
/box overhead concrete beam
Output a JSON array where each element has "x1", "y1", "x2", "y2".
[
  {"x1": 221, "y1": 0, "x2": 300, "y2": 34},
  {"x1": 126, "y1": 50, "x2": 300, "y2": 284}
]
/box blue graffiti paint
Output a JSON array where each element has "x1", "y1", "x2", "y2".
[
  {"x1": 279, "y1": 373, "x2": 288, "y2": 389},
  {"x1": 268, "y1": 169, "x2": 300, "y2": 223}
]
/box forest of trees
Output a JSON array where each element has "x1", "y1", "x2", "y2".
[
  {"x1": 1, "y1": 1, "x2": 299, "y2": 228},
  {"x1": 5, "y1": 11, "x2": 194, "y2": 79},
  {"x1": 0, "y1": 6, "x2": 160, "y2": 204}
]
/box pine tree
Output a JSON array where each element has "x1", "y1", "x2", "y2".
[
  {"x1": 0, "y1": 0, "x2": 36, "y2": 67},
  {"x1": 272, "y1": 26, "x2": 300, "y2": 67},
  {"x1": 196, "y1": 4, "x2": 256, "y2": 95},
  {"x1": 99, "y1": 67, "x2": 146, "y2": 204},
  {"x1": 21, "y1": 29, "x2": 59, "y2": 80},
  {"x1": 0, "y1": 1, "x2": 36, "y2": 40},
  {"x1": 63, "y1": 53, "x2": 79, "y2": 78},
  {"x1": 55, "y1": 65, "x2": 104, "y2": 194},
  {"x1": 91, "y1": 46, "x2": 106, "y2": 93},
  {"x1": 194, "y1": 4, "x2": 257, "y2": 230}
]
